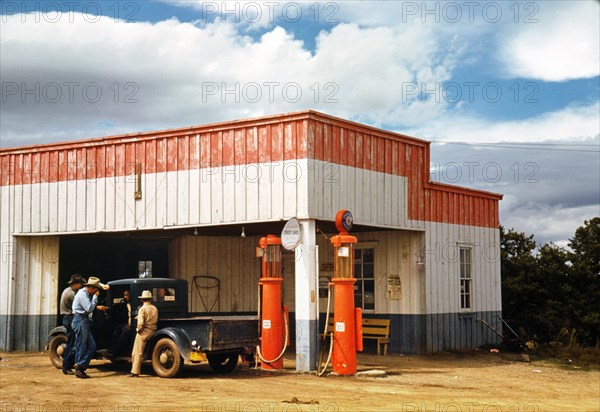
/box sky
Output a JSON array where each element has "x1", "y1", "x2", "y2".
[{"x1": 1, "y1": 0, "x2": 599, "y2": 247}]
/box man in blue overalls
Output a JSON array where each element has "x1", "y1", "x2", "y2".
[
  {"x1": 59, "y1": 274, "x2": 86, "y2": 375},
  {"x1": 71, "y1": 276, "x2": 108, "y2": 379}
]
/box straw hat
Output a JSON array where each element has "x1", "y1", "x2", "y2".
[
  {"x1": 84, "y1": 276, "x2": 110, "y2": 290},
  {"x1": 139, "y1": 290, "x2": 153, "y2": 300},
  {"x1": 67, "y1": 275, "x2": 86, "y2": 285}
]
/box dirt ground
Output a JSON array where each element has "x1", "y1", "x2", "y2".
[{"x1": 0, "y1": 350, "x2": 598, "y2": 412}]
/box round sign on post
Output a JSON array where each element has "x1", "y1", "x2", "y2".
[
  {"x1": 335, "y1": 210, "x2": 353, "y2": 233},
  {"x1": 281, "y1": 218, "x2": 302, "y2": 251}
]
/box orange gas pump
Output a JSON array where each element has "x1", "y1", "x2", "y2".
[
  {"x1": 330, "y1": 210, "x2": 363, "y2": 375},
  {"x1": 256, "y1": 234, "x2": 289, "y2": 370}
]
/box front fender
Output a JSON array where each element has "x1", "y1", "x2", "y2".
[
  {"x1": 145, "y1": 328, "x2": 193, "y2": 361},
  {"x1": 49, "y1": 325, "x2": 67, "y2": 337},
  {"x1": 45, "y1": 326, "x2": 67, "y2": 350}
]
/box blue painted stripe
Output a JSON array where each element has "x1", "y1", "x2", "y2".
[{"x1": 0, "y1": 311, "x2": 502, "y2": 354}]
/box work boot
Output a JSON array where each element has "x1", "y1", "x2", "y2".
[
  {"x1": 62, "y1": 369, "x2": 74, "y2": 375},
  {"x1": 128, "y1": 373, "x2": 139, "y2": 377},
  {"x1": 75, "y1": 369, "x2": 90, "y2": 379}
]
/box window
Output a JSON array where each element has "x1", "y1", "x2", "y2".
[
  {"x1": 154, "y1": 288, "x2": 176, "y2": 303},
  {"x1": 459, "y1": 247, "x2": 472, "y2": 310},
  {"x1": 354, "y1": 248, "x2": 375, "y2": 311},
  {"x1": 138, "y1": 260, "x2": 153, "y2": 278}
]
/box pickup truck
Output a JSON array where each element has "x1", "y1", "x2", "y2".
[{"x1": 47, "y1": 278, "x2": 259, "y2": 378}]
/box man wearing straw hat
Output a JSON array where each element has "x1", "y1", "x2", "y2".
[
  {"x1": 129, "y1": 290, "x2": 158, "y2": 377},
  {"x1": 59, "y1": 274, "x2": 86, "y2": 375},
  {"x1": 71, "y1": 276, "x2": 108, "y2": 379}
]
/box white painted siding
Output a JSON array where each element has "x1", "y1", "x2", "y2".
[
  {"x1": 3, "y1": 161, "x2": 310, "y2": 235},
  {"x1": 423, "y1": 222, "x2": 501, "y2": 314},
  {"x1": 0, "y1": 185, "x2": 14, "y2": 318},
  {"x1": 169, "y1": 235, "x2": 264, "y2": 313},
  {"x1": 307, "y1": 159, "x2": 418, "y2": 230}
]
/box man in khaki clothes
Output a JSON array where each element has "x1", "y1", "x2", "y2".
[{"x1": 129, "y1": 290, "x2": 158, "y2": 377}]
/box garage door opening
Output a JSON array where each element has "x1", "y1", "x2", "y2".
[{"x1": 58, "y1": 235, "x2": 170, "y2": 287}]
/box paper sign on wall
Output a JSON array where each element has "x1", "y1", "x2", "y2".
[{"x1": 386, "y1": 275, "x2": 402, "y2": 300}]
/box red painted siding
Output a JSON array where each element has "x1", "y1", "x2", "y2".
[{"x1": 0, "y1": 111, "x2": 502, "y2": 228}]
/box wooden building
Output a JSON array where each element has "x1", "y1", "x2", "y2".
[{"x1": 0, "y1": 111, "x2": 503, "y2": 370}]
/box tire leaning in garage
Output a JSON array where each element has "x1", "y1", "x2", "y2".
[
  {"x1": 151, "y1": 338, "x2": 183, "y2": 378},
  {"x1": 48, "y1": 334, "x2": 67, "y2": 369},
  {"x1": 207, "y1": 352, "x2": 239, "y2": 373}
]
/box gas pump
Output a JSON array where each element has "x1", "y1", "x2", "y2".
[
  {"x1": 256, "y1": 234, "x2": 289, "y2": 370},
  {"x1": 327, "y1": 210, "x2": 363, "y2": 375}
]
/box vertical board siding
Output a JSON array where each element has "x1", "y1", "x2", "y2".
[
  {"x1": 0, "y1": 111, "x2": 502, "y2": 353},
  {"x1": 424, "y1": 221, "x2": 501, "y2": 351},
  {"x1": 7, "y1": 236, "x2": 59, "y2": 350},
  {"x1": 169, "y1": 230, "x2": 431, "y2": 317},
  {"x1": 307, "y1": 159, "x2": 412, "y2": 229},
  {"x1": 1, "y1": 112, "x2": 500, "y2": 235},
  {"x1": 314, "y1": 230, "x2": 425, "y2": 316},
  {"x1": 170, "y1": 236, "x2": 263, "y2": 313},
  {"x1": 0, "y1": 117, "x2": 320, "y2": 234}
]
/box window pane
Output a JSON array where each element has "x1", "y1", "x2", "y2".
[
  {"x1": 354, "y1": 248, "x2": 375, "y2": 311},
  {"x1": 363, "y1": 249, "x2": 374, "y2": 263},
  {"x1": 153, "y1": 287, "x2": 175, "y2": 302},
  {"x1": 354, "y1": 292, "x2": 363, "y2": 309}
]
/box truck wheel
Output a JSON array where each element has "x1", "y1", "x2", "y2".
[
  {"x1": 48, "y1": 334, "x2": 67, "y2": 369},
  {"x1": 208, "y1": 353, "x2": 239, "y2": 373},
  {"x1": 151, "y1": 338, "x2": 183, "y2": 378}
]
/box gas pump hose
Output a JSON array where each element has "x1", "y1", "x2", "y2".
[
  {"x1": 256, "y1": 283, "x2": 290, "y2": 364},
  {"x1": 317, "y1": 284, "x2": 334, "y2": 376}
]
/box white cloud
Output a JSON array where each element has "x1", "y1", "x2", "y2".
[
  {"x1": 499, "y1": 1, "x2": 600, "y2": 82},
  {"x1": 0, "y1": 14, "x2": 458, "y2": 147},
  {"x1": 429, "y1": 133, "x2": 599, "y2": 247},
  {"x1": 403, "y1": 102, "x2": 600, "y2": 143},
  {"x1": 501, "y1": 203, "x2": 600, "y2": 246},
  {"x1": 316, "y1": 1, "x2": 600, "y2": 83},
  {"x1": 1, "y1": 7, "x2": 598, "y2": 247}
]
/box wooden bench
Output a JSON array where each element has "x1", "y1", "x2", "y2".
[
  {"x1": 321, "y1": 317, "x2": 391, "y2": 356},
  {"x1": 362, "y1": 318, "x2": 391, "y2": 356}
]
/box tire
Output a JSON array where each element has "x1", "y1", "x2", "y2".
[
  {"x1": 48, "y1": 334, "x2": 67, "y2": 369},
  {"x1": 151, "y1": 338, "x2": 183, "y2": 378},
  {"x1": 207, "y1": 352, "x2": 239, "y2": 373}
]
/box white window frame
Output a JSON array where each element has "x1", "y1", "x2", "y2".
[
  {"x1": 354, "y1": 244, "x2": 376, "y2": 313},
  {"x1": 459, "y1": 246, "x2": 473, "y2": 312}
]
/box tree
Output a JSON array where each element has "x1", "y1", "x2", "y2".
[
  {"x1": 499, "y1": 226, "x2": 540, "y2": 335},
  {"x1": 569, "y1": 217, "x2": 600, "y2": 277},
  {"x1": 534, "y1": 243, "x2": 571, "y2": 343},
  {"x1": 567, "y1": 217, "x2": 600, "y2": 346},
  {"x1": 500, "y1": 219, "x2": 600, "y2": 347}
]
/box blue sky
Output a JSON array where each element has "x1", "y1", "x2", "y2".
[{"x1": 1, "y1": 0, "x2": 599, "y2": 245}]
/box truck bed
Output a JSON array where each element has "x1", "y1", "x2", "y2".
[{"x1": 157, "y1": 314, "x2": 259, "y2": 352}]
